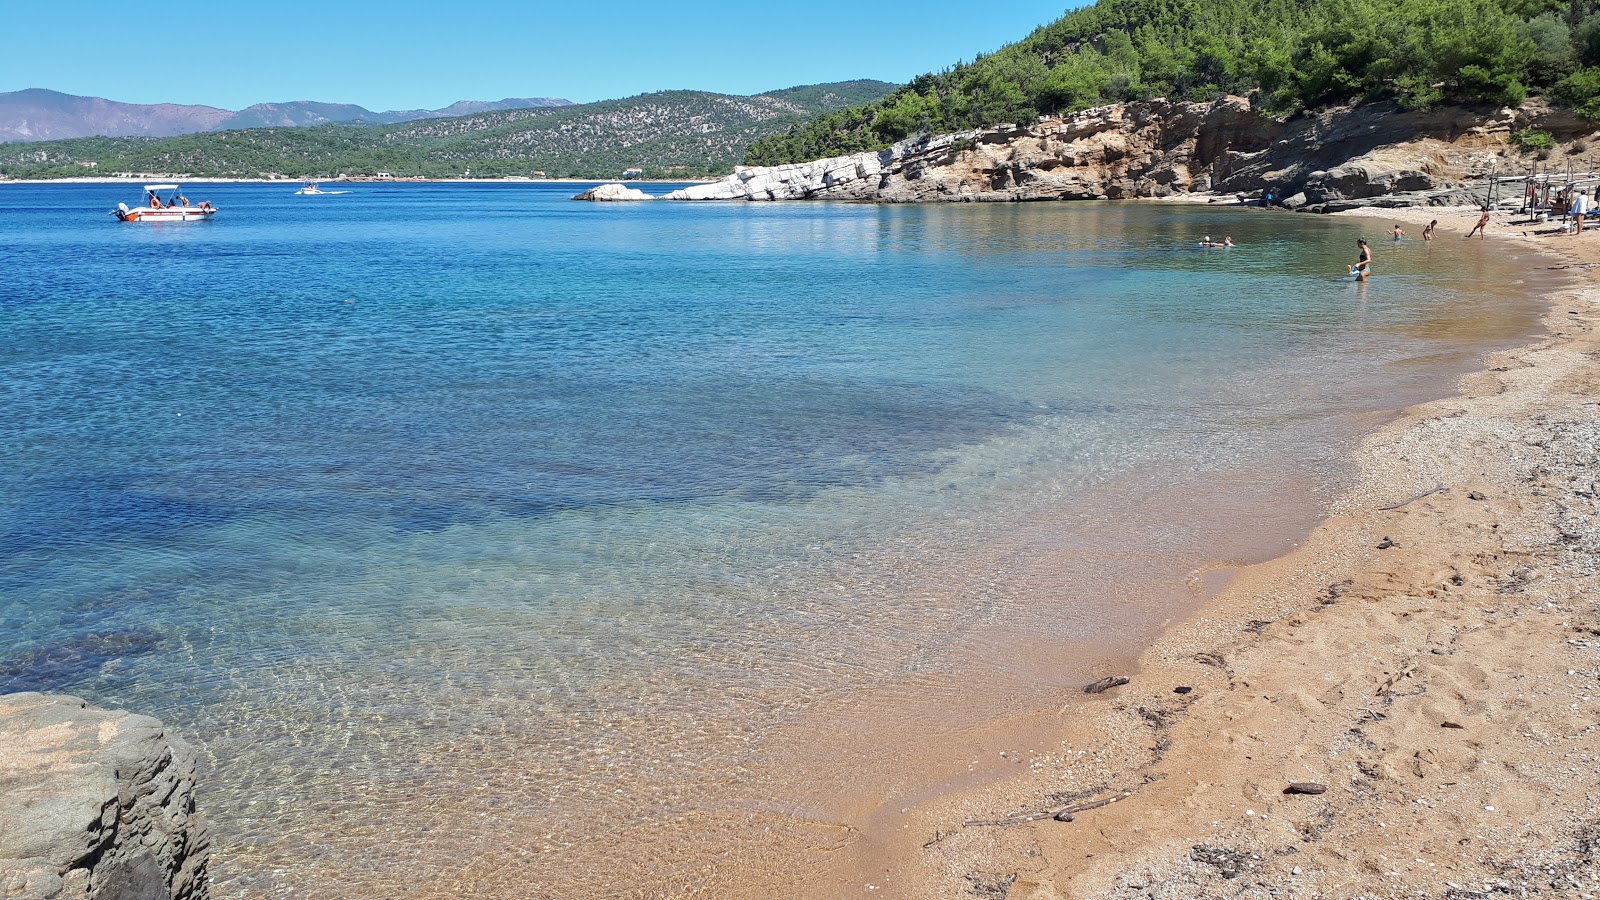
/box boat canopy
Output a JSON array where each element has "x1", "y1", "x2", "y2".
[{"x1": 143, "y1": 184, "x2": 180, "y2": 191}]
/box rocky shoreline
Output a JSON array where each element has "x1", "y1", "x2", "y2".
[
  {"x1": 0, "y1": 694, "x2": 209, "y2": 900},
  {"x1": 651, "y1": 97, "x2": 1595, "y2": 209}
]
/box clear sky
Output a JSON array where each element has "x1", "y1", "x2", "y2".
[{"x1": 3, "y1": 1, "x2": 1073, "y2": 111}]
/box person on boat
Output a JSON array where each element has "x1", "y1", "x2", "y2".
[
  {"x1": 1352, "y1": 238, "x2": 1371, "y2": 280},
  {"x1": 177, "y1": 195, "x2": 190, "y2": 207},
  {"x1": 198, "y1": 200, "x2": 213, "y2": 209},
  {"x1": 1422, "y1": 220, "x2": 1436, "y2": 242}
]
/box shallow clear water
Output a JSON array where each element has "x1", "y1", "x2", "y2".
[{"x1": 0, "y1": 182, "x2": 1548, "y2": 896}]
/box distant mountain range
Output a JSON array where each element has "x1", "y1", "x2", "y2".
[
  {"x1": 0, "y1": 81, "x2": 898, "y2": 180},
  {"x1": 0, "y1": 89, "x2": 576, "y2": 142}
]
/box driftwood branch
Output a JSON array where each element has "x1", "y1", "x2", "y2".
[
  {"x1": 963, "y1": 790, "x2": 1134, "y2": 828},
  {"x1": 1375, "y1": 666, "x2": 1416, "y2": 697},
  {"x1": 1379, "y1": 486, "x2": 1445, "y2": 511}
]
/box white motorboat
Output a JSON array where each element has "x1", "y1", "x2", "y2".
[
  {"x1": 114, "y1": 184, "x2": 217, "y2": 222},
  {"x1": 295, "y1": 182, "x2": 349, "y2": 195}
]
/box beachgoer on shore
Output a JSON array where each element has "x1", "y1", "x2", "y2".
[
  {"x1": 1466, "y1": 210, "x2": 1490, "y2": 240},
  {"x1": 1351, "y1": 238, "x2": 1371, "y2": 280},
  {"x1": 1422, "y1": 220, "x2": 1436, "y2": 242}
]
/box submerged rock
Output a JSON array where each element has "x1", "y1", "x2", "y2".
[
  {"x1": 572, "y1": 183, "x2": 654, "y2": 201},
  {"x1": 0, "y1": 692, "x2": 210, "y2": 899}
]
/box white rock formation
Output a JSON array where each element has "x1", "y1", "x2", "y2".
[{"x1": 571, "y1": 183, "x2": 654, "y2": 201}]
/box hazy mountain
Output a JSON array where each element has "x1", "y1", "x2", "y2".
[
  {"x1": 218, "y1": 97, "x2": 575, "y2": 129},
  {"x1": 0, "y1": 89, "x2": 574, "y2": 142},
  {"x1": 0, "y1": 81, "x2": 900, "y2": 180},
  {"x1": 0, "y1": 89, "x2": 233, "y2": 141}
]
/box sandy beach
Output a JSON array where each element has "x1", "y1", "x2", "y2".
[{"x1": 815, "y1": 205, "x2": 1600, "y2": 899}]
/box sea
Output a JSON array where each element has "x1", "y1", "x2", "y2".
[{"x1": 0, "y1": 181, "x2": 1551, "y2": 897}]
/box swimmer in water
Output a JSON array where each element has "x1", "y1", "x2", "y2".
[
  {"x1": 1392, "y1": 224, "x2": 1404, "y2": 241},
  {"x1": 1422, "y1": 220, "x2": 1436, "y2": 241},
  {"x1": 1224, "y1": 235, "x2": 1234, "y2": 247},
  {"x1": 1351, "y1": 238, "x2": 1371, "y2": 280}
]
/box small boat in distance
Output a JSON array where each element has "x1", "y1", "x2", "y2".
[
  {"x1": 295, "y1": 182, "x2": 350, "y2": 195},
  {"x1": 114, "y1": 184, "x2": 217, "y2": 222}
]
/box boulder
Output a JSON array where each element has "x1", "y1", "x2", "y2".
[
  {"x1": 571, "y1": 183, "x2": 654, "y2": 201},
  {"x1": 0, "y1": 693, "x2": 209, "y2": 900},
  {"x1": 1303, "y1": 163, "x2": 1437, "y2": 202}
]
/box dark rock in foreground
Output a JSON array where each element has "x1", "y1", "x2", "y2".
[{"x1": 0, "y1": 693, "x2": 209, "y2": 899}]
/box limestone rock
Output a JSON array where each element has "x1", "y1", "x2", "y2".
[
  {"x1": 1303, "y1": 163, "x2": 1436, "y2": 202},
  {"x1": 0, "y1": 693, "x2": 209, "y2": 900},
  {"x1": 667, "y1": 95, "x2": 1596, "y2": 209},
  {"x1": 571, "y1": 183, "x2": 654, "y2": 201}
]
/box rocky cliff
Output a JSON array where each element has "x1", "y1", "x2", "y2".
[
  {"x1": 666, "y1": 97, "x2": 1599, "y2": 207},
  {"x1": 0, "y1": 693, "x2": 209, "y2": 900}
]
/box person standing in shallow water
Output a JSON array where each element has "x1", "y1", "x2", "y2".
[
  {"x1": 1352, "y1": 238, "x2": 1371, "y2": 280},
  {"x1": 1466, "y1": 209, "x2": 1491, "y2": 240},
  {"x1": 1422, "y1": 220, "x2": 1436, "y2": 241}
]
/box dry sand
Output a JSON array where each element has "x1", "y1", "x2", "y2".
[{"x1": 833, "y1": 205, "x2": 1600, "y2": 899}]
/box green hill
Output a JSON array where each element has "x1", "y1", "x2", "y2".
[
  {"x1": 0, "y1": 81, "x2": 895, "y2": 180},
  {"x1": 747, "y1": 0, "x2": 1600, "y2": 166}
]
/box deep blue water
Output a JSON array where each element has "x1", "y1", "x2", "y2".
[{"x1": 0, "y1": 181, "x2": 1548, "y2": 895}]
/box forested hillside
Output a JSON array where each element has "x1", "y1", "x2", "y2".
[
  {"x1": 0, "y1": 81, "x2": 894, "y2": 180},
  {"x1": 747, "y1": 0, "x2": 1600, "y2": 165}
]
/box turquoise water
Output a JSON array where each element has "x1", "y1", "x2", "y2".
[{"x1": 0, "y1": 182, "x2": 1546, "y2": 896}]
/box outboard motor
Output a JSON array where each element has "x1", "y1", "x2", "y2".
[{"x1": 115, "y1": 202, "x2": 130, "y2": 221}]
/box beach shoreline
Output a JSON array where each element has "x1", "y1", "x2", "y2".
[{"x1": 831, "y1": 205, "x2": 1600, "y2": 898}]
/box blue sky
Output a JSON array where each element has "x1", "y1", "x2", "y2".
[{"x1": 4, "y1": 1, "x2": 1073, "y2": 110}]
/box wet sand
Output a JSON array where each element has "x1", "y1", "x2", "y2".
[{"x1": 831, "y1": 206, "x2": 1600, "y2": 898}]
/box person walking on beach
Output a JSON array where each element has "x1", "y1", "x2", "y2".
[
  {"x1": 1422, "y1": 220, "x2": 1436, "y2": 241},
  {"x1": 1466, "y1": 209, "x2": 1490, "y2": 240},
  {"x1": 1352, "y1": 238, "x2": 1371, "y2": 280}
]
